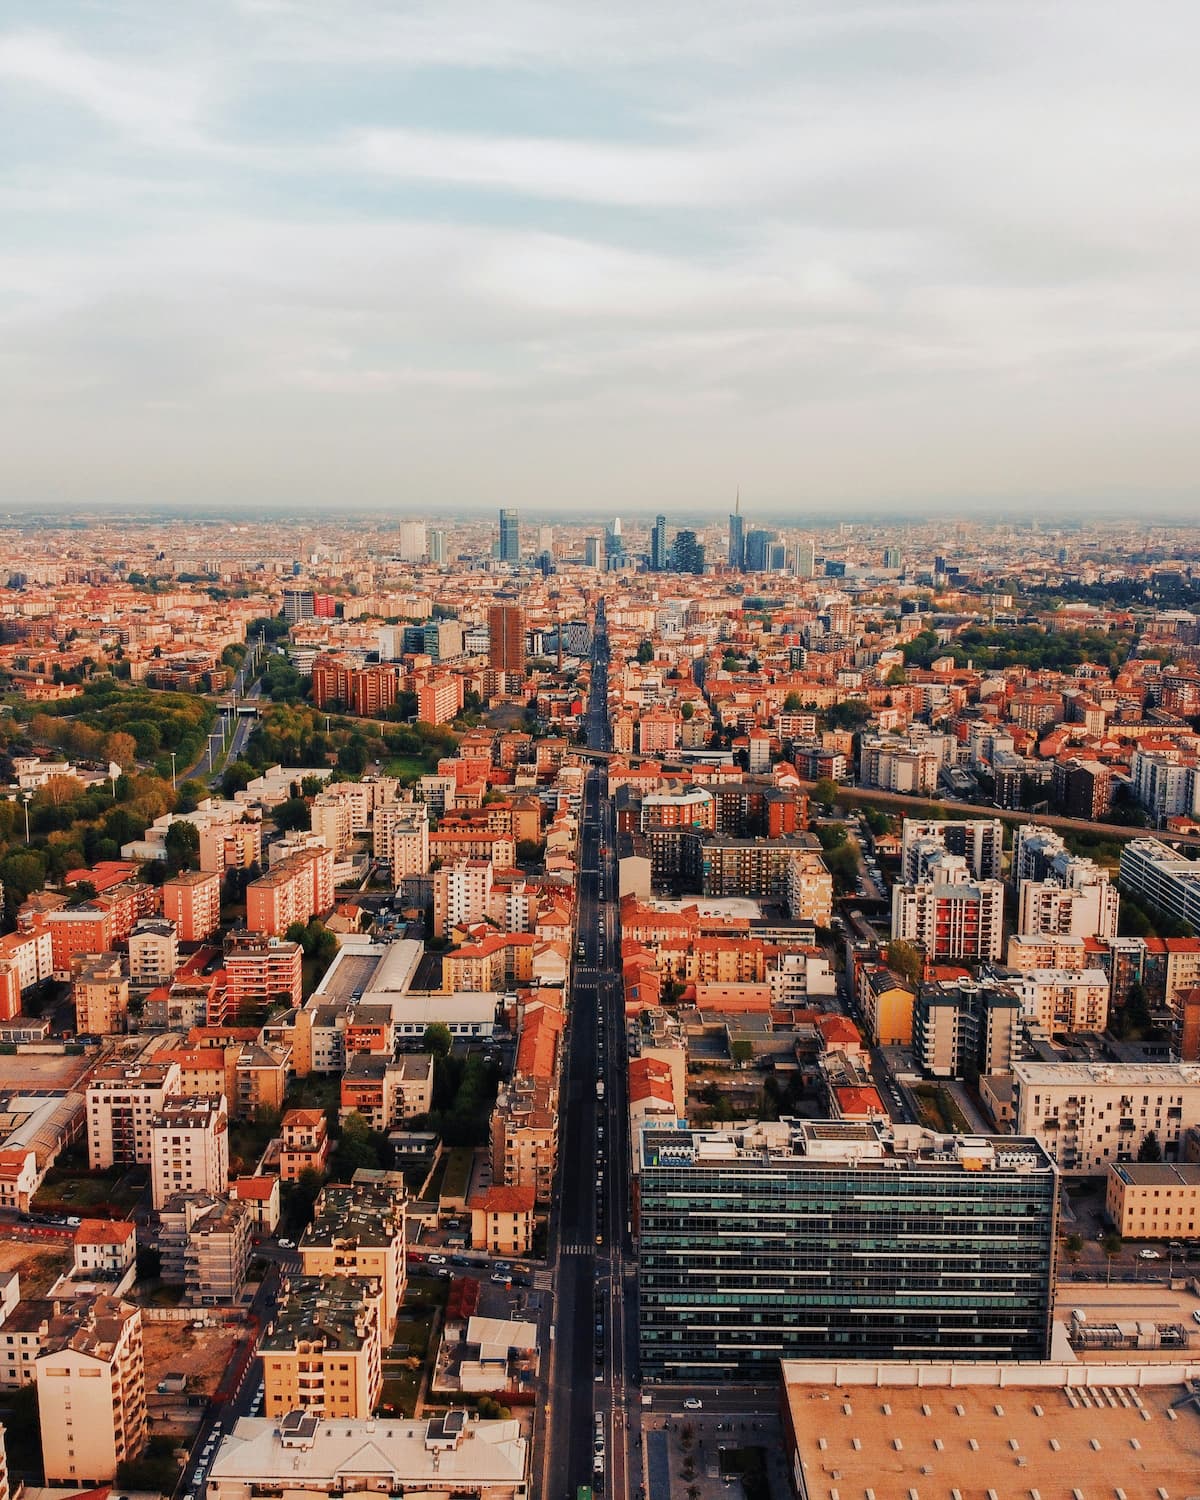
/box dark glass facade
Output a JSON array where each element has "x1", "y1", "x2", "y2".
[{"x1": 638, "y1": 1122, "x2": 1057, "y2": 1383}]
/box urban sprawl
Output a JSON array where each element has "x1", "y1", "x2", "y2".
[{"x1": 0, "y1": 509, "x2": 1197, "y2": 1500}]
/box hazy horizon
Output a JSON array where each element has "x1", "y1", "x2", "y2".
[{"x1": 3, "y1": 2, "x2": 1199, "y2": 512}]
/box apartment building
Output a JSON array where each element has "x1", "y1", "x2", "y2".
[
  {"x1": 891, "y1": 853, "x2": 1004, "y2": 962},
  {"x1": 311, "y1": 658, "x2": 398, "y2": 717},
  {"x1": 1017, "y1": 868, "x2": 1119, "y2": 942},
  {"x1": 0, "y1": 1151, "x2": 38, "y2": 1214},
  {"x1": 46, "y1": 905, "x2": 114, "y2": 978},
  {"x1": 416, "y1": 674, "x2": 462, "y2": 726},
  {"x1": 373, "y1": 802, "x2": 430, "y2": 880},
  {"x1": 1005, "y1": 968, "x2": 1110, "y2": 1033},
  {"x1": 1119, "y1": 838, "x2": 1200, "y2": 931},
  {"x1": 783, "y1": 850, "x2": 833, "y2": 926},
  {"x1": 150, "y1": 1094, "x2": 229, "y2": 1210},
  {"x1": 428, "y1": 831, "x2": 516, "y2": 869},
  {"x1": 200, "y1": 818, "x2": 262, "y2": 875},
  {"x1": 128, "y1": 917, "x2": 179, "y2": 987},
  {"x1": 432, "y1": 860, "x2": 493, "y2": 939},
  {"x1": 279, "y1": 1108, "x2": 330, "y2": 1183},
  {"x1": 467, "y1": 1184, "x2": 536, "y2": 1257},
  {"x1": 1013, "y1": 1061, "x2": 1200, "y2": 1173},
  {"x1": 72, "y1": 1218, "x2": 137, "y2": 1278},
  {"x1": 638, "y1": 1120, "x2": 1057, "y2": 1382},
  {"x1": 163, "y1": 869, "x2": 222, "y2": 943},
  {"x1": 1105, "y1": 1162, "x2": 1200, "y2": 1240},
  {"x1": 339, "y1": 1051, "x2": 434, "y2": 1134},
  {"x1": 310, "y1": 793, "x2": 353, "y2": 858},
  {"x1": 298, "y1": 1181, "x2": 407, "y2": 1336},
  {"x1": 901, "y1": 818, "x2": 1004, "y2": 882},
  {"x1": 490, "y1": 1076, "x2": 557, "y2": 1206},
  {"x1": 35, "y1": 1297, "x2": 146, "y2": 1485},
  {"x1": 0, "y1": 920, "x2": 54, "y2": 1020},
  {"x1": 913, "y1": 977, "x2": 1021, "y2": 1080},
  {"x1": 696, "y1": 834, "x2": 820, "y2": 899},
  {"x1": 87, "y1": 1060, "x2": 182, "y2": 1168},
  {"x1": 858, "y1": 965, "x2": 916, "y2": 1046},
  {"x1": 246, "y1": 847, "x2": 334, "y2": 936},
  {"x1": 158, "y1": 1193, "x2": 252, "y2": 1304},
  {"x1": 260, "y1": 1276, "x2": 383, "y2": 1420},
  {"x1": 72, "y1": 953, "x2": 129, "y2": 1035},
  {"x1": 223, "y1": 935, "x2": 303, "y2": 1018}
]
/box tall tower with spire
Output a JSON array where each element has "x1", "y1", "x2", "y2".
[{"x1": 727, "y1": 489, "x2": 745, "y2": 571}]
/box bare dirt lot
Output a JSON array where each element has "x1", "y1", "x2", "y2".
[
  {"x1": 142, "y1": 1318, "x2": 244, "y2": 1397},
  {"x1": 0, "y1": 1235, "x2": 71, "y2": 1297}
]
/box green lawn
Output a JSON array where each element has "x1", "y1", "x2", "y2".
[{"x1": 385, "y1": 754, "x2": 435, "y2": 783}]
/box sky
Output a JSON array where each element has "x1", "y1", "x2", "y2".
[{"x1": 1, "y1": 1, "x2": 1199, "y2": 515}]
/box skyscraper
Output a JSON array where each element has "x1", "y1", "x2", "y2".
[
  {"x1": 498, "y1": 508, "x2": 520, "y2": 563},
  {"x1": 650, "y1": 515, "x2": 667, "y2": 572},
  {"x1": 583, "y1": 536, "x2": 602, "y2": 569},
  {"x1": 744, "y1": 528, "x2": 775, "y2": 572},
  {"x1": 488, "y1": 600, "x2": 526, "y2": 673},
  {"x1": 669, "y1": 530, "x2": 704, "y2": 574},
  {"x1": 428, "y1": 529, "x2": 446, "y2": 564},
  {"x1": 793, "y1": 540, "x2": 816, "y2": 578},
  {"x1": 728, "y1": 506, "x2": 745, "y2": 571},
  {"x1": 396, "y1": 520, "x2": 427, "y2": 562}
]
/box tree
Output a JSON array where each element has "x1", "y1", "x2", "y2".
[
  {"x1": 783, "y1": 690, "x2": 803, "y2": 711},
  {"x1": 1065, "y1": 1232, "x2": 1083, "y2": 1263},
  {"x1": 222, "y1": 759, "x2": 256, "y2": 798},
  {"x1": 886, "y1": 940, "x2": 923, "y2": 987},
  {"x1": 164, "y1": 819, "x2": 200, "y2": 873},
  {"x1": 515, "y1": 838, "x2": 542, "y2": 865},
  {"x1": 636, "y1": 640, "x2": 654, "y2": 665},
  {"x1": 274, "y1": 796, "x2": 311, "y2": 832},
  {"x1": 812, "y1": 777, "x2": 839, "y2": 809},
  {"x1": 423, "y1": 1023, "x2": 452, "y2": 1058},
  {"x1": 1138, "y1": 1129, "x2": 1162, "y2": 1163}
]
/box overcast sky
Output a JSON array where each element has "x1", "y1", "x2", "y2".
[{"x1": 1, "y1": 1, "x2": 1198, "y2": 515}]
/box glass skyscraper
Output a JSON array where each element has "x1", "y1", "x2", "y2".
[
  {"x1": 638, "y1": 1120, "x2": 1057, "y2": 1383},
  {"x1": 498, "y1": 507, "x2": 520, "y2": 563}
]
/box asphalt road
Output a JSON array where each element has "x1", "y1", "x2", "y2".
[{"x1": 544, "y1": 603, "x2": 634, "y2": 1500}]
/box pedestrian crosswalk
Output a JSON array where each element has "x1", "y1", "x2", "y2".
[{"x1": 559, "y1": 1240, "x2": 599, "y2": 1256}]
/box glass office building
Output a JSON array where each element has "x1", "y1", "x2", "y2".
[{"x1": 638, "y1": 1120, "x2": 1057, "y2": 1383}]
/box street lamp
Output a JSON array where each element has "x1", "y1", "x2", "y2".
[
  {"x1": 21, "y1": 791, "x2": 31, "y2": 844},
  {"x1": 169, "y1": 750, "x2": 177, "y2": 789}
]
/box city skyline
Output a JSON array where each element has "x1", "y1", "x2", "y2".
[{"x1": 3, "y1": 3, "x2": 1200, "y2": 512}]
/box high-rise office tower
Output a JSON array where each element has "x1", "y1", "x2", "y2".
[
  {"x1": 669, "y1": 530, "x2": 705, "y2": 574},
  {"x1": 650, "y1": 515, "x2": 667, "y2": 572},
  {"x1": 396, "y1": 520, "x2": 427, "y2": 562},
  {"x1": 728, "y1": 507, "x2": 745, "y2": 571},
  {"x1": 605, "y1": 519, "x2": 624, "y2": 562},
  {"x1": 583, "y1": 536, "x2": 602, "y2": 569},
  {"x1": 744, "y1": 528, "x2": 775, "y2": 572},
  {"x1": 498, "y1": 508, "x2": 520, "y2": 563},
  {"x1": 488, "y1": 601, "x2": 526, "y2": 673},
  {"x1": 638, "y1": 1119, "x2": 1057, "y2": 1383},
  {"x1": 883, "y1": 545, "x2": 903, "y2": 569},
  {"x1": 428, "y1": 529, "x2": 446, "y2": 564},
  {"x1": 793, "y1": 540, "x2": 816, "y2": 578}
]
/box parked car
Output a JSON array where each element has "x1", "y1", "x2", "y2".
[
  {"x1": 1137, "y1": 1249, "x2": 1161, "y2": 1260},
  {"x1": 427, "y1": 1253, "x2": 447, "y2": 1265}
]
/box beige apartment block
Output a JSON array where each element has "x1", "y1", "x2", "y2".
[
  {"x1": 86, "y1": 1060, "x2": 182, "y2": 1168},
  {"x1": 72, "y1": 953, "x2": 129, "y2": 1036},
  {"x1": 150, "y1": 1093, "x2": 229, "y2": 1210},
  {"x1": 1014, "y1": 1060, "x2": 1200, "y2": 1173},
  {"x1": 1105, "y1": 1161, "x2": 1200, "y2": 1239},
  {"x1": 260, "y1": 1276, "x2": 383, "y2": 1420},
  {"x1": 35, "y1": 1297, "x2": 146, "y2": 1486},
  {"x1": 128, "y1": 917, "x2": 179, "y2": 987},
  {"x1": 298, "y1": 1181, "x2": 407, "y2": 1337}
]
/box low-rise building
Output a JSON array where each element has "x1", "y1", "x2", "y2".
[
  {"x1": 231, "y1": 1175, "x2": 282, "y2": 1234},
  {"x1": 468, "y1": 1184, "x2": 536, "y2": 1257},
  {"x1": 206, "y1": 1410, "x2": 528, "y2": 1500},
  {"x1": 279, "y1": 1108, "x2": 330, "y2": 1183},
  {"x1": 1105, "y1": 1161, "x2": 1200, "y2": 1240}
]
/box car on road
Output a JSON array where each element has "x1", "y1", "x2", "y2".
[
  {"x1": 449, "y1": 1253, "x2": 471, "y2": 1266},
  {"x1": 1137, "y1": 1249, "x2": 1161, "y2": 1259},
  {"x1": 490, "y1": 1272, "x2": 511, "y2": 1284},
  {"x1": 494, "y1": 1260, "x2": 512, "y2": 1272},
  {"x1": 427, "y1": 1253, "x2": 447, "y2": 1265},
  {"x1": 683, "y1": 1397, "x2": 703, "y2": 1410},
  {"x1": 278, "y1": 1238, "x2": 294, "y2": 1249}
]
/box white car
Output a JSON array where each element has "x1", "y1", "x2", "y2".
[
  {"x1": 683, "y1": 1397, "x2": 703, "y2": 1410},
  {"x1": 427, "y1": 1253, "x2": 447, "y2": 1265},
  {"x1": 1137, "y1": 1248, "x2": 1161, "y2": 1260}
]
